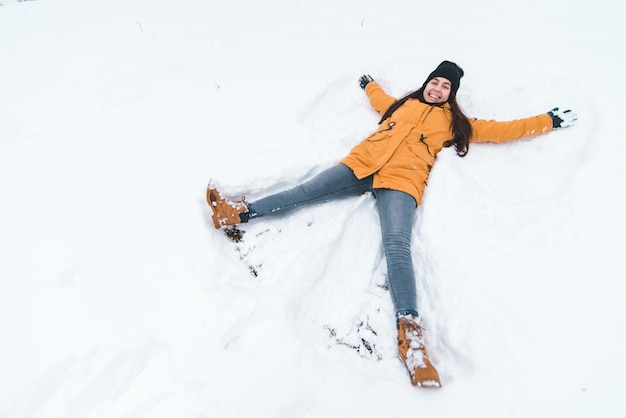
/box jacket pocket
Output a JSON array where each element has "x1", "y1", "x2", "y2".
[
  {"x1": 365, "y1": 121, "x2": 396, "y2": 142},
  {"x1": 405, "y1": 136, "x2": 435, "y2": 168},
  {"x1": 366, "y1": 122, "x2": 414, "y2": 143}
]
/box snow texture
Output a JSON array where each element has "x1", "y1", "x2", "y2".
[{"x1": 1, "y1": 0, "x2": 625, "y2": 417}]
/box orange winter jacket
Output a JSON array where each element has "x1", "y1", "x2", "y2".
[{"x1": 340, "y1": 82, "x2": 553, "y2": 205}]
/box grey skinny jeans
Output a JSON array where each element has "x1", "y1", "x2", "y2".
[{"x1": 247, "y1": 163, "x2": 419, "y2": 316}]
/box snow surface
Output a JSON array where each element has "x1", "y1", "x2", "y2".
[{"x1": 1, "y1": 0, "x2": 625, "y2": 416}]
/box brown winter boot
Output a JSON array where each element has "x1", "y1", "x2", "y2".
[
  {"x1": 397, "y1": 314, "x2": 441, "y2": 388},
  {"x1": 206, "y1": 184, "x2": 248, "y2": 229}
]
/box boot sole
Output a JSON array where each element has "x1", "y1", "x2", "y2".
[{"x1": 206, "y1": 187, "x2": 222, "y2": 229}]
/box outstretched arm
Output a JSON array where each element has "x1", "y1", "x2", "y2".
[
  {"x1": 470, "y1": 107, "x2": 577, "y2": 143},
  {"x1": 358, "y1": 74, "x2": 397, "y2": 115}
]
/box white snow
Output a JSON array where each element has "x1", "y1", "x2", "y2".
[{"x1": 1, "y1": 0, "x2": 625, "y2": 416}]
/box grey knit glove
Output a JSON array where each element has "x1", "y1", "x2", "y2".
[
  {"x1": 548, "y1": 107, "x2": 577, "y2": 129},
  {"x1": 359, "y1": 74, "x2": 374, "y2": 90}
]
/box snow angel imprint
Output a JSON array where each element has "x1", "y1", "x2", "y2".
[{"x1": 206, "y1": 60, "x2": 577, "y2": 388}]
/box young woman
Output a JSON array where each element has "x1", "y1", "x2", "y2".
[{"x1": 206, "y1": 61, "x2": 577, "y2": 388}]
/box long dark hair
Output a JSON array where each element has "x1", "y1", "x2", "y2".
[{"x1": 378, "y1": 87, "x2": 472, "y2": 157}]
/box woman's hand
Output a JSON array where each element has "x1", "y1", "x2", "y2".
[
  {"x1": 359, "y1": 74, "x2": 374, "y2": 89},
  {"x1": 548, "y1": 107, "x2": 578, "y2": 129}
]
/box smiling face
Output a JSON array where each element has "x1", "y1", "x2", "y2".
[{"x1": 423, "y1": 77, "x2": 452, "y2": 104}]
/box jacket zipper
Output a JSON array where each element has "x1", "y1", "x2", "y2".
[{"x1": 422, "y1": 107, "x2": 434, "y2": 123}]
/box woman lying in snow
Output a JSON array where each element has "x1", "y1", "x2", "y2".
[{"x1": 206, "y1": 60, "x2": 577, "y2": 388}]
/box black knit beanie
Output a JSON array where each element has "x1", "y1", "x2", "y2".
[{"x1": 424, "y1": 60, "x2": 464, "y2": 94}]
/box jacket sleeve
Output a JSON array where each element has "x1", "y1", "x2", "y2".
[
  {"x1": 470, "y1": 113, "x2": 553, "y2": 143},
  {"x1": 364, "y1": 82, "x2": 398, "y2": 115}
]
